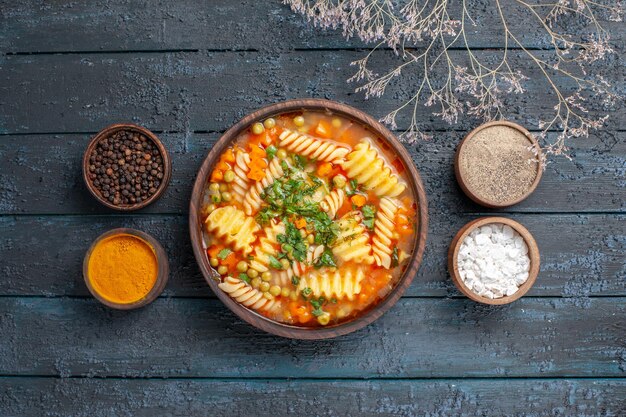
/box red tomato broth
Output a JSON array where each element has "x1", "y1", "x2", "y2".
[{"x1": 201, "y1": 110, "x2": 417, "y2": 327}]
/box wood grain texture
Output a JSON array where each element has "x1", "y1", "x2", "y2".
[
  {"x1": 1, "y1": 378, "x2": 625, "y2": 416},
  {"x1": 0, "y1": 132, "x2": 623, "y2": 215},
  {"x1": 1, "y1": 214, "x2": 623, "y2": 297},
  {"x1": 0, "y1": 0, "x2": 624, "y2": 412},
  {"x1": 0, "y1": 50, "x2": 622, "y2": 135},
  {"x1": 1, "y1": 0, "x2": 624, "y2": 52},
  {"x1": 0, "y1": 297, "x2": 624, "y2": 378}
]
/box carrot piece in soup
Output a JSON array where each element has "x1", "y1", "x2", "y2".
[
  {"x1": 315, "y1": 120, "x2": 332, "y2": 138},
  {"x1": 250, "y1": 158, "x2": 268, "y2": 169},
  {"x1": 250, "y1": 132, "x2": 270, "y2": 147},
  {"x1": 221, "y1": 251, "x2": 238, "y2": 269},
  {"x1": 223, "y1": 148, "x2": 236, "y2": 164},
  {"x1": 398, "y1": 224, "x2": 413, "y2": 235},
  {"x1": 249, "y1": 145, "x2": 266, "y2": 159},
  {"x1": 396, "y1": 213, "x2": 410, "y2": 226},
  {"x1": 295, "y1": 305, "x2": 312, "y2": 324},
  {"x1": 207, "y1": 244, "x2": 224, "y2": 259},
  {"x1": 289, "y1": 301, "x2": 301, "y2": 317},
  {"x1": 210, "y1": 169, "x2": 223, "y2": 182},
  {"x1": 216, "y1": 161, "x2": 230, "y2": 172},
  {"x1": 350, "y1": 194, "x2": 367, "y2": 207},
  {"x1": 247, "y1": 168, "x2": 265, "y2": 181},
  {"x1": 261, "y1": 133, "x2": 273, "y2": 146},
  {"x1": 294, "y1": 217, "x2": 307, "y2": 229},
  {"x1": 316, "y1": 162, "x2": 333, "y2": 177}
]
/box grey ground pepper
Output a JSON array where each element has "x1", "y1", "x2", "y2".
[{"x1": 458, "y1": 125, "x2": 538, "y2": 205}]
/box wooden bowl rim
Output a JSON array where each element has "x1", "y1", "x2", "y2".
[
  {"x1": 83, "y1": 227, "x2": 170, "y2": 310},
  {"x1": 454, "y1": 120, "x2": 543, "y2": 208},
  {"x1": 189, "y1": 98, "x2": 429, "y2": 339},
  {"x1": 447, "y1": 216, "x2": 540, "y2": 305},
  {"x1": 82, "y1": 123, "x2": 172, "y2": 211}
]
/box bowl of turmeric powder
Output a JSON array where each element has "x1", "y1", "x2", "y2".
[{"x1": 83, "y1": 228, "x2": 169, "y2": 309}]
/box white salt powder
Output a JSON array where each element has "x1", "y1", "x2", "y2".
[{"x1": 457, "y1": 223, "x2": 530, "y2": 299}]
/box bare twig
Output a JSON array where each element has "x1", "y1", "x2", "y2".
[{"x1": 284, "y1": 0, "x2": 622, "y2": 158}]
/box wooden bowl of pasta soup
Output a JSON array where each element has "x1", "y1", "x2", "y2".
[{"x1": 189, "y1": 99, "x2": 428, "y2": 339}]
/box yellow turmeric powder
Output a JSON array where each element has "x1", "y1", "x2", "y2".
[{"x1": 87, "y1": 234, "x2": 158, "y2": 304}]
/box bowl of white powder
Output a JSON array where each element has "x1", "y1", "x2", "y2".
[{"x1": 448, "y1": 217, "x2": 540, "y2": 305}]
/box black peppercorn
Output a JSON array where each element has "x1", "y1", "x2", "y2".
[{"x1": 88, "y1": 129, "x2": 165, "y2": 207}]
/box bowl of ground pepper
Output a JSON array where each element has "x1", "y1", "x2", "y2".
[
  {"x1": 83, "y1": 228, "x2": 169, "y2": 309},
  {"x1": 455, "y1": 121, "x2": 543, "y2": 208},
  {"x1": 83, "y1": 124, "x2": 172, "y2": 210}
]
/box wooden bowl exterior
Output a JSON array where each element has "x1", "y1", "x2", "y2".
[
  {"x1": 454, "y1": 121, "x2": 543, "y2": 208},
  {"x1": 83, "y1": 228, "x2": 170, "y2": 310},
  {"x1": 448, "y1": 217, "x2": 540, "y2": 305},
  {"x1": 189, "y1": 99, "x2": 429, "y2": 339},
  {"x1": 82, "y1": 123, "x2": 172, "y2": 211}
]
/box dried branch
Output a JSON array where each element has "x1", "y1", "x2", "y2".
[{"x1": 285, "y1": 0, "x2": 622, "y2": 158}]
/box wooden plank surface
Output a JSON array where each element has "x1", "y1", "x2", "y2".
[
  {"x1": 0, "y1": 0, "x2": 624, "y2": 414},
  {"x1": 0, "y1": 297, "x2": 624, "y2": 378},
  {"x1": 1, "y1": 377, "x2": 625, "y2": 416},
  {"x1": 1, "y1": 213, "x2": 624, "y2": 297},
  {"x1": 0, "y1": 131, "x2": 624, "y2": 215},
  {"x1": 1, "y1": 50, "x2": 623, "y2": 135},
  {"x1": 2, "y1": 0, "x2": 625, "y2": 53}
]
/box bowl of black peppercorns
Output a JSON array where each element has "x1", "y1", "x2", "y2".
[{"x1": 83, "y1": 124, "x2": 172, "y2": 210}]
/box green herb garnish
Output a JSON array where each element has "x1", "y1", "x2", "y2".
[
  {"x1": 391, "y1": 247, "x2": 399, "y2": 268},
  {"x1": 217, "y1": 248, "x2": 232, "y2": 260},
  {"x1": 294, "y1": 154, "x2": 309, "y2": 169},
  {"x1": 268, "y1": 255, "x2": 283, "y2": 270},
  {"x1": 255, "y1": 168, "x2": 339, "y2": 246},
  {"x1": 277, "y1": 221, "x2": 308, "y2": 262},
  {"x1": 309, "y1": 296, "x2": 326, "y2": 316},
  {"x1": 239, "y1": 273, "x2": 250, "y2": 283},
  {"x1": 362, "y1": 204, "x2": 376, "y2": 231},
  {"x1": 291, "y1": 276, "x2": 300, "y2": 286},
  {"x1": 311, "y1": 306, "x2": 325, "y2": 317},
  {"x1": 314, "y1": 247, "x2": 337, "y2": 268},
  {"x1": 346, "y1": 179, "x2": 360, "y2": 196},
  {"x1": 265, "y1": 145, "x2": 277, "y2": 160},
  {"x1": 301, "y1": 287, "x2": 312, "y2": 298}
]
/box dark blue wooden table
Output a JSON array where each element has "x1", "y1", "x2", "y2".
[{"x1": 1, "y1": 1, "x2": 624, "y2": 415}]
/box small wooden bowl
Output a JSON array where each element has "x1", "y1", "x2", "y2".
[
  {"x1": 83, "y1": 124, "x2": 172, "y2": 211},
  {"x1": 83, "y1": 228, "x2": 169, "y2": 310},
  {"x1": 455, "y1": 121, "x2": 543, "y2": 208},
  {"x1": 189, "y1": 99, "x2": 429, "y2": 339},
  {"x1": 448, "y1": 217, "x2": 540, "y2": 305}
]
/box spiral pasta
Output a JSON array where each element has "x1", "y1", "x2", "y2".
[
  {"x1": 274, "y1": 245, "x2": 325, "y2": 286},
  {"x1": 320, "y1": 188, "x2": 345, "y2": 219},
  {"x1": 205, "y1": 206, "x2": 260, "y2": 255},
  {"x1": 231, "y1": 149, "x2": 251, "y2": 204},
  {"x1": 297, "y1": 267, "x2": 365, "y2": 301},
  {"x1": 243, "y1": 157, "x2": 289, "y2": 216},
  {"x1": 341, "y1": 139, "x2": 406, "y2": 197},
  {"x1": 219, "y1": 276, "x2": 281, "y2": 313},
  {"x1": 248, "y1": 221, "x2": 285, "y2": 273},
  {"x1": 372, "y1": 197, "x2": 400, "y2": 268},
  {"x1": 204, "y1": 111, "x2": 418, "y2": 327},
  {"x1": 332, "y1": 211, "x2": 374, "y2": 264},
  {"x1": 279, "y1": 129, "x2": 350, "y2": 164}
]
